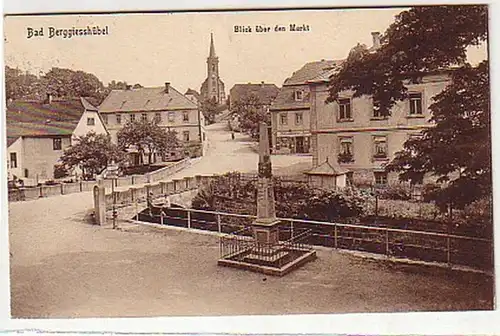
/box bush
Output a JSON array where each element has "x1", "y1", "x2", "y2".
[
  {"x1": 54, "y1": 163, "x2": 69, "y2": 179},
  {"x1": 377, "y1": 183, "x2": 412, "y2": 200},
  {"x1": 192, "y1": 173, "x2": 371, "y2": 222}
]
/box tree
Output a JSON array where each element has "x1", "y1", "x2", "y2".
[
  {"x1": 117, "y1": 119, "x2": 179, "y2": 165},
  {"x1": 60, "y1": 132, "x2": 125, "y2": 180},
  {"x1": 231, "y1": 94, "x2": 269, "y2": 138},
  {"x1": 327, "y1": 5, "x2": 489, "y2": 209},
  {"x1": 200, "y1": 96, "x2": 219, "y2": 124},
  {"x1": 43, "y1": 67, "x2": 106, "y2": 101},
  {"x1": 5, "y1": 66, "x2": 41, "y2": 100}
]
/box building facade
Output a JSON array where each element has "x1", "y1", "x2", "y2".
[
  {"x1": 6, "y1": 96, "x2": 106, "y2": 183},
  {"x1": 200, "y1": 33, "x2": 226, "y2": 104},
  {"x1": 98, "y1": 82, "x2": 205, "y2": 164},
  {"x1": 270, "y1": 60, "x2": 342, "y2": 154},
  {"x1": 309, "y1": 72, "x2": 451, "y2": 186}
]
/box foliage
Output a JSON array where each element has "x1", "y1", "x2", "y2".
[
  {"x1": 5, "y1": 66, "x2": 40, "y2": 100},
  {"x1": 53, "y1": 163, "x2": 70, "y2": 179},
  {"x1": 192, "y1": 173, "x2": 370, "y2": 222},
  {"x1": 200, "y1": 96, "x2": 219, "y2": 124},
  {"x1": 231, "y1": 94, "x2": 269, "y2": 138},
  {"x1": 5, "y1": 65, "x2": 142, "y2": 103},
  {"x1": 377, "y1": 184, "x2": 412, "y2": 201},
  {"x1": 60, "y1": 132, "x2": 124, "y2": 180},
  {"x1": 117, "y1": 119, "x2": 180, "y2": 165},
  {"x1": 327, "y1": 5, "x2": 490, "y2": 210}
]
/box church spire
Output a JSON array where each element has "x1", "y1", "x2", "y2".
[{"x1": 209, "y1": 33, "x2": 216, "y2": 57}]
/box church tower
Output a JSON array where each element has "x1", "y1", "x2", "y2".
[{"x1": 200, "y1": 33, "x2": 226, "y2": 104}]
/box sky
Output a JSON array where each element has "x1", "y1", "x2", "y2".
[{"x1": 4, "y1": 8, "x2": 488, "y2": 95}]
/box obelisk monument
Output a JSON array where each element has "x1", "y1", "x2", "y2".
[{"x1": 252, "y1": 122, "x2": 280, "y2": 245}]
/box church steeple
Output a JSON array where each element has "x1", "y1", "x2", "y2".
[
  {"x1": 209, "y1": 33, "x2": 216, "y2": 58},
  {"x1": 200, "y1": 33, "x2": 225, "y2": 104}
]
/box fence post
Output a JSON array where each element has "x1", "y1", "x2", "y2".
[
  {"x1": 60, "y1": 183, "x2": 64, "y2": 195},
  {"x1": 160, "y1": 211, "x2": 164, "y2": 225},
  {"x1": 187, "y1": 209, "x2": 191, "y2": 229},
  {"x1": 385, "y1": 228, "x2": 389, "y2": 256},
  {"x1": 290, "y1": 220, "x2": 294, "y2": 239},
  {"x1": 217, "y1": 212, "x2": 222, "y2": 233},
  {"x1": 334, "y1": 223, "x2": 338, "y2": 249},
  {"x1": 80, "y1": 181, "x2": 83, "y2": 192},
  {"x1": 135, "y1": 201, "x2": 138, "y2": 221},
  {"x1": 447, "y1": 235, "x2": 451, "y2": 266}
]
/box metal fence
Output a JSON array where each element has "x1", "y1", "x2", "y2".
[{"x1": 122, "y1": 204, "x2": 493, "y2": 272}]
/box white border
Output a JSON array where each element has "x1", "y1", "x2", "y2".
[{"x1": 1, "y1": 1, "x2": 498, "y2": 335}]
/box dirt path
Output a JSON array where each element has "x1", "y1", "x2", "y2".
[{"x1": 9, "y1": 192, "x2": 493, "y2": 318}]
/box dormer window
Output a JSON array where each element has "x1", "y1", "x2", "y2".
[
  {"x1": 87, "y1": 117, "x2": 95, "y2": 126},
  {"x1": 294, "y1": 90, "x2": 304, "y2": 101}
]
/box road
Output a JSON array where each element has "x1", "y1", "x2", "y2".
[{"x1": 168, "y1": 122, "x2": 311, "y2": 179}]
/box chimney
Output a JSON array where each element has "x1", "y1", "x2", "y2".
[
  {"x1": 371, "y1": 31, "x2": 381, "y2": 50},
  {"x1": 164, "y1": 82, "x2": 170, "y2": 93},
  {"x1": 46, "y1": 93, "x2": 53, "y2": 104}
]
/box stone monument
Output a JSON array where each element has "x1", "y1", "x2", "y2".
[
  {"x1": 252, "y1": 122, "x2": 280, "y2": 246},
  {"x1": 217, "y1": 122, "x2": 317, "y2": 276}
]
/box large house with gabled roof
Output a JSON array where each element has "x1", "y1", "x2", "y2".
[
  {"x1": 98, "y1": 82, "x2": 206, "y2": 164},
  {"x1": 6, "y1": 95, "x2": 107, "y2": 184},
  {"x1": 270, "y1": 59, "x2": 344, "y2": 154}
]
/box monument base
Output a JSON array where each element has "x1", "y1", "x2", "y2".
[{"x1": 218, "y1": 247, "x2": 317, "y2": 277}]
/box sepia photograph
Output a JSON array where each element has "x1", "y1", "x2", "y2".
[{"x1": 2, "y1": 3, "x2": 494, "y2": 323}]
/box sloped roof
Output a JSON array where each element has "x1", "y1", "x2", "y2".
[
  {"x1": 283, "y1": 60, "x2": 343, "y2": 86},
  {"x1": 229, "y1": 83, "x2": 280, "y2": 105},
  {"x1": 270, "y1": 60, "x2": 343, "y2": 111},
  {"x1": 305, "y1": 159, "x2": 348, "y2": 176},
  {"x1": 6, "y1": 97, "x2": 94, "y2": 147},
  {"x1": 185, "y1": 88, "x2": 200, "y2": 99},
  {"x1": 99, "y1": 85, "x2": 197, "y2": 113}
]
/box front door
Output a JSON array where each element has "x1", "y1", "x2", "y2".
[{"x1": 296, "y1": 136, "x2": 305, "y2": 153}]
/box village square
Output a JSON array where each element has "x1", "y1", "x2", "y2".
[{"x1": 4, "y1": 6, "x2": 494, "y2": 318}]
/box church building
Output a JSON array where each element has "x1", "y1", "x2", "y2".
[{"x1": 200, "y1": 33, "x2": 226, "y2": 104}]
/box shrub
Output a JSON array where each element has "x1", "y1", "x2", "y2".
[
  {"x1": 54, "y1": 163, "x2": 69, "y2": 179},
  {"x1": 377, "y1": 183, "x2": 412, "y2": 200}
]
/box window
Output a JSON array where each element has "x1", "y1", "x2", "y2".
[
  {"x1": 168, "y1": 112, "x2": 175, "y2": 122},
  {"x1": 372, "y1": 107, "x2": 387, "y2": 119},
  {"x1": 116, "y1": 114, "x2": 122, "y2": 124},
  {"x1": 141, "y1": 113, "x2": 148, "y2": 122},
  {"x1": 10, "y1": 153, "x2": 17, "y2": 168},
  {"x1": 87, "y1": 117, "x2": 95, "y2": 126},
  {"x1": 374, "y1": 171, "x2": 388, "y2": 185},
  {"x1": 183, "y1": 111, "x2": 189, "y2": 122},
  {"x1": 294, "y1": 90, "x2": 304, "y2": 101},
  {"x1": 295, "y1": 112, "x2": 303, "y2": 125},
  {"x1": 338, "y1": 98, "x2": 352, "y2": 121},
  {"x1": 154, "y1": 112, "x2": 162, "y2": 123},
  {"x1": 338, "y1": 137, "x2": 354, "y2": 163},
  {"x1": 130, "y1": 114, "x2": 136, "y2": 122},
  {"x1": 53, "y1": 138, "x2": 62, "y2": 150},
  {"x1": 102, "y1": 114, "x2": 108, "y2": 125},
  {"x1": 409, "y1": 92, "x2": 423, "y2": 115},
  {"x1": 280, "y1": 113, "x2": 288, "y2": 125},
  {"x1": 373, "y1": 135, "x2": 388, "y2": 159},
  {"x1": 183, "y1": 131, "x2": 190, "y2": 142}
]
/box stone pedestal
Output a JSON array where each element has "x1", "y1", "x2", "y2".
[{"x1": 252, "y1": 217, "x2": 280, "y2": 245}]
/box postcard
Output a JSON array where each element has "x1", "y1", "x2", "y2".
[{"x1": 1, "y1": 3, "x2": 496, "y2": 335}]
